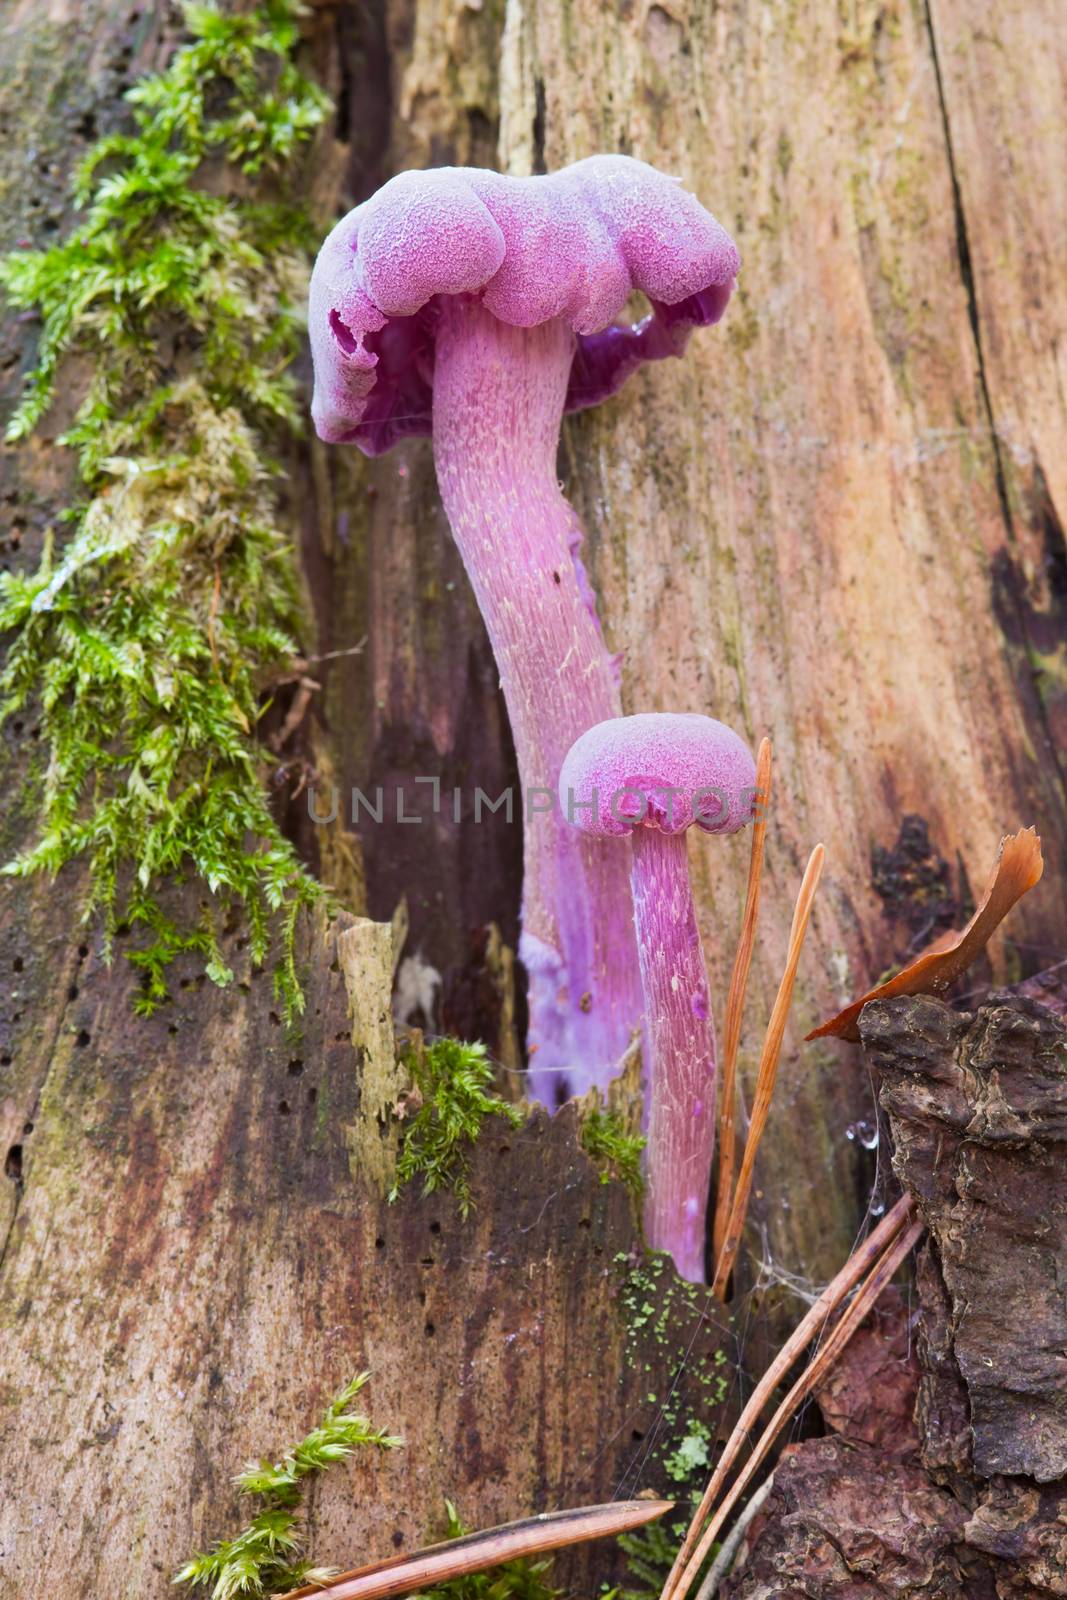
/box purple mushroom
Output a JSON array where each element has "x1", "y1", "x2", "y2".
[
  {"x1": 559, "y1": 713, "x2": 756, "y2": 1283},
  {"x1": 309, "y1": 157, "x2": 739, "y2": 1103}
]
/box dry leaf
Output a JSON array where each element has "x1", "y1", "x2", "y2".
[{"x1": 807, "y1": 826, "x2": 1043, "y2": 1043}]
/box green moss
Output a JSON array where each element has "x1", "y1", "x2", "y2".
[
  {"x1": 389, "y1": 1037, "x2": 525, "y2": 1218},
  {"x1": 663, "y1": 1419, "x2": 712, "y2": 1483},
  {"x1": 174, "y1": 1373, "x2": 402, "y2": 1600},
  {"x1": 0, "y1": 1, "x2": 331, "y2": 1020},
  {"x1": 579, "y1": 1094, "x2": 646, "y2": 1205}
]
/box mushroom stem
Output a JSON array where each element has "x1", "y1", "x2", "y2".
[
  {"x1": 432, "y1": 295, "x2": 641, "y2": 1100},
  {"x1": 629, "y1": 824, "x2": 716, "y2": 1283}
]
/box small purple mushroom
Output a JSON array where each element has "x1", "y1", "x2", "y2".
[
  {"x1": 309, "y1": 157, "x2": 739, "y2": 1102},
  {"x1": 559, "y1": 713, "x2": 756, "y2": 1283}
]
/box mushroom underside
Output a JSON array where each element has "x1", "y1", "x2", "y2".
[{"x1": 326, "y1": 283, "x2": 733, "y2": 457}]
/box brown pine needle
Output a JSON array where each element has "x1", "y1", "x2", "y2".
[
  {"x1": 278, "y1": 1500, "x2": 673, "y2": 1600},
  {"x1": 659, "y1": 1193, "x2": 915, "y2": 1600},
  {"x1": 710, "y1": 842, "x2": 825, "y2": 1300},
  {"x1": 713, "y1": 736, "x2": 773, "y2": 1273},
  {"x1": 680, "y1": 1213, "x2": 924, "y2": 1600}
]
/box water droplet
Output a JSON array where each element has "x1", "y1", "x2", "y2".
[{"x1": 846, "y1": 1119, "x2": 879, "y2": 1150}]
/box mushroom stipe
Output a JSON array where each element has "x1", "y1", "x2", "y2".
[
  {"x1": 309, "y1": 156, "x2": 739, "y2": 1103},
  {"x1": 559, "y1": 712, "x2": 757, "y2": 1283}
]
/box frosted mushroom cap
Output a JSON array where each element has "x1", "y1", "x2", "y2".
[
  {"x1": 310, "y1": 155, "x2": 739, "y2": 453},
  {"x1": 559, "y1": 713, "x2": 756, "y2": 839}
]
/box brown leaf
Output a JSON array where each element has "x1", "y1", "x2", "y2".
[{"x1": 807, "y1": 826, "x2": 1043, "y2": 1043}]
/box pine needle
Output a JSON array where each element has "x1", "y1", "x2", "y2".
[
  {"x1": 666, "y1": 1203, "x2": 922, "y2": 1600},
  {"x1": 276, "y1": 1500, "x2": 673, "y2": 1600},
  {"x1": 712, "y1": 737, "x2": 773, "y2": 1275},
  {"x1": 661, "y1": 1195, "x2": 916, "y2": 1600},
  {"x1": 711, "y1": 843, "x2": 824, "y2": 1300}
]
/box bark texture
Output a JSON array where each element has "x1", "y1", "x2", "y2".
[
  {"x1": 722, "y1": 991, "x2": 1067, "y2": 1598},
  {"x1": 0, "y1": 3, "x2": 740, "y2": 1592},
  {"x1": 864, "y1": 991, "x2": 1067, "y2": 1486},
  {"x1": 0, "y1": 897, "x2": 739, "y2": 1593}
]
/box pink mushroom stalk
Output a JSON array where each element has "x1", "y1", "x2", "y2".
[
  {"x1": 309, "y1": 157, "x2": 739, "y2": 1102},
  {"x1": 559, "y1": 713, "x2": 756, "y2": 1283}
]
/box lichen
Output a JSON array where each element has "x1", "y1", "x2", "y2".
[{"x1": 0, "y1": 1, "x2": 330, "y2": 1020}]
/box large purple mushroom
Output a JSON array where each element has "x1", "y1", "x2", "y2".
[
  {"x1": 309, "y1": 156, "x2": 739, "y2": 1103},
  {"x1": 559, "y1": 713, "x2": 756, "y2": 1283}
]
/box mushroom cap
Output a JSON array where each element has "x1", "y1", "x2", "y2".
[
  {"x1": 310, "y1": 156, "x2": 739, "y2": 454},
  {"x1": 559, "y1": 713, "x2": 756, "y2": 838}
]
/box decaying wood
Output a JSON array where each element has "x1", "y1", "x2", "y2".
[
  {"x1": 670, "y1": 1209, "x2": 924, "y2": 1600},
  {"x1": 662, "y1": 1192, "x2": 916, "y2": 1600},
  {"x1": 441, "y1": 922, "x2": 524, "y2": 1099},
  {"x1": 1, "y1": 0, "x2": 1066, "y2": 1593},
  {"x1": 338, "y1": 915, "x2": 406, "y2": 1193},
  {"x1": 710, "y1": 843, "x2": 824, "y2": 1300},
  {"x1": 720, "y1": 1436, "x2": 972, "y2": 1600},
  {"x1": 811, "y1": 1286, "x2": 920, "y2": 1457},
  {"x1": 0, "y1": 899, "x2": 738, "y2": 1594},
  {"x1": 0, "y1": 10, "x2": 742, "y2": 1593},
  {"x1": 862, "y1": 990, "x2": 1067, "y2": 1483},
  {"x1": 712, "y1": 738, "x2": 772, "y2": 1269},
  {"x1": 1, "y1": 0, "x2": 1062, "y2": 1306}
]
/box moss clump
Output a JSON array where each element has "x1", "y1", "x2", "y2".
[
  {"x1": 174, "y1": 1373, "x2": 402, "y2": 1600},
  {"x1": 389, "y1": 1037, "x2": 525, "y2": 1218},
  {"x1": 0, "y1": 1, "x2": 330, "y2": 1019},
  {"x1": 579, "y1": 1094, "x2": 646, "y2": 1205}
]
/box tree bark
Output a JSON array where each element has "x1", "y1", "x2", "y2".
[
  {"x1": 720, "y1": 989, "x2": 1067, "y2": 1598},
  {"x1": 0, "y1": 4, "x2": 744, "y2": 1591},
  {"x1": 0, "y1": 895, "x2": 739, "y2": 1592}
]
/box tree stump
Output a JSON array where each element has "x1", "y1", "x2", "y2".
[{"x1": 1, "y1": 0, "x2": 1066, "y2": 1589}]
